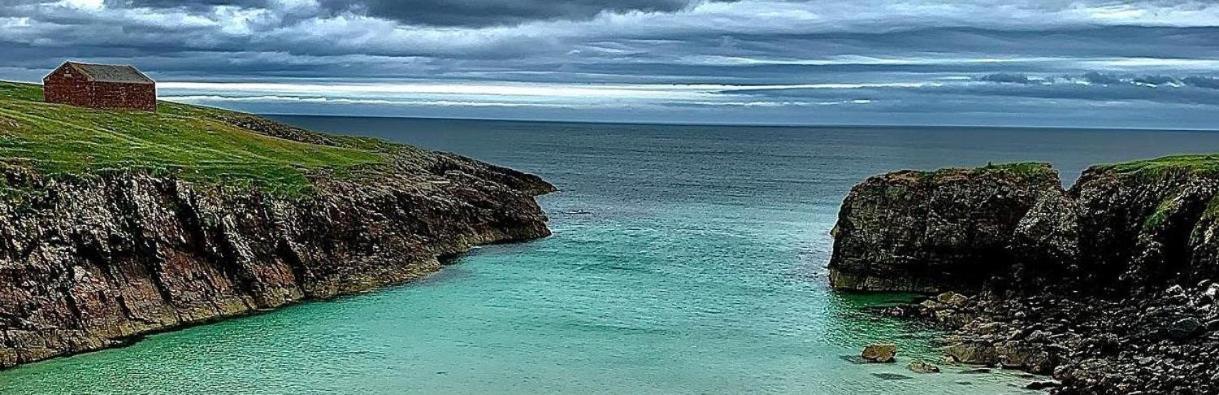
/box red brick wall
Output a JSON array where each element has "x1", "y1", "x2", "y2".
[
  {"x1": 44, "y1": 68, "x2": 94, "y2": 108},
  {"x1": 44, "y1": 67, "x2": 156, "y2": 112},
  {"x1": 90, "y1": 81, "x2": 156, "y2": 112}
]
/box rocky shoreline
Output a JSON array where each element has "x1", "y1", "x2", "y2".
[
  {"x1": 0, "y1": 119, "x2": 554, "y2": 369},
  {"x1": 830, "y1": 160, "x2": 1219, "y2": 394}
]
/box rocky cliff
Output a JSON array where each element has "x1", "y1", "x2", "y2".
[
  {"x1": 830, "y1": 157, "x2": 1219, "y2": 393},
  {"x1": 830, "y1": 158, "x2": 1219, "y2": 295},
  {"x1": 0, "y1": 124, "x2": 554, "y2": 369},
  {"x1": 828, "y1": 163, "x2": 1060, "y2": 293}
]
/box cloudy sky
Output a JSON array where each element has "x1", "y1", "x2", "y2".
[{"x1": 2, "y1": 0, "x2": 1218, "y2": 128}]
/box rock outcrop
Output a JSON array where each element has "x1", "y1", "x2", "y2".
[
  {"x1": 828, "y1": 163, "x2": 1059, "y2": 292},
  {"x1": 830, "y1": 158, "x2": 1219, "y2": 294},
  {"x1": 1070, "y1": 163, "x2": 1219, "y2": 294},
  {"x1": 0, "y1": 145, "x2": 553, "y2": 369},
  {"x1": 830, "y1": 157, "x2": 1219, "y2": 393}
]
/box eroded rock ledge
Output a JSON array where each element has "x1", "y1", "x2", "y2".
[
  {"x1": 0, "y1": 152, "x2": 553, "y2": 368},
  {"x1": 829, "y1": 159, "x2": 1219, "y2": 393}
]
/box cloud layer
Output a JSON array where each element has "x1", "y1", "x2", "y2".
[{"x1": 1, "y1": 0, "x2": 1217, "y2": 128}]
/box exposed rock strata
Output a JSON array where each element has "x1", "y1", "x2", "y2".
[
  {"x1": 0, "y1": 143, "x2": 553, "y2": 369},
  {"x1": 831, "y1": 161, "x2": 1219, "y2": 393}
]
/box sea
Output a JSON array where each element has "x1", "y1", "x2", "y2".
[{"x1": 4, "y1": 118, "x2": 1219, "y2": 394}]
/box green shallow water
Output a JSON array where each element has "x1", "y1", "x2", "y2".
[{"x1": 7, "y1": 119, "x2": 1219, "y2": 394}]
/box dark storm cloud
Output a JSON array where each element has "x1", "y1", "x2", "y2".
[
  {"x1": 110, "y1": 0, "x2": 269, "y2": 8},
  {"x1": 1077, "y1": 73, "x2": 1219, "y2": 90},
  {"x1": 1184, "y1": 76, "x2": 1219, "y2": 89},
  {"x1": 979, "y1": 73, "x2": 1034, "y2": 84},
  {"x1": 109, "y1": 0, "x2": 718, "y2": 26},
  {"x1": 1083, "y1": 71, "x2": 1124, "y2": 85},
  {"x1": 1133, "y1": 75, "x2": 1179, "y2": 86},
  {"x1": 318, "y1": 0, "x2": 709, "y2": 27}
]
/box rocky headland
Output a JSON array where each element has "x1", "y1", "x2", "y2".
[
  {"x1": 0, "y1": 82, "x2": 553, "y2": 368},
  {"x1": 829, "y1": 159, "x2": 1219, "y2": 394}
]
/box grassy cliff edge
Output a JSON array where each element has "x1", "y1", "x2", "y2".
[{"x1": 0, "y1": 81, "x2": 414, "y2": 195}]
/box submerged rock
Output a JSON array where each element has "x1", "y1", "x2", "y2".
[
  {"x1": 907, "y1": 360, "x2": 941, "y2": 374},
  {"x1": 1025, "y1": 380, "x2": 1060, "y2": 390},
  {"x1": 861, "y1": 343, "x2": 898, "y2": 363},
  {"x1": 871, "y1": 372, "x2": 913, "y2": 380}
]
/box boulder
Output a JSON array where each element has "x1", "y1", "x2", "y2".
[
  {"x1": 995, "y1": 341, "x2": 1052, "y2": 373},
  {"x1": 936, "y1": 292, "x2": 971, "y2": 307},
  {"x1": 1201, "y1": 283, "x2": 1219, "y2": 303},
  {"x1": 861, "y1": 343, "x2": 898, "y2": 363},
  {"x1": 945, "y1": 341, "x2": 998, "y2": 366},
  {"x1": 1164, "y1": 317, "x2": 1203, "y2": 340}
]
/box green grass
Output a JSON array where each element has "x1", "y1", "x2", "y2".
[
  {"x1": 1097, "y1": 154, "x2": 1219, "y2": 176},
  {"x1": 1204, "y1": 195, "x2": 1219, "y2": 220},
  {"x1": 1092, "y1": 155, "x2": 1219, "y2": 229},
  {"x1": 0, "y1": 81, "x2": 390, "y2": 195},
  {"x1": 978, "y1": 161, "x2": 1052, "y2": 176},
  {"x1": 1144, "y1": 197, "x2": 1177, "y2": 229},
  {"x1": 1094, "y1": 155, "x2": 1219, "y2": 229},
  {"x1": 909, "y1": 161, "x2": 1055, "y2": 182}
]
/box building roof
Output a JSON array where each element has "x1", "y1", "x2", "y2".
[{"x1": 61, "y1": 62, "x2": 155, "y2": 85}]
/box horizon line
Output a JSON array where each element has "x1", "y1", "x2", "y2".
[{"x1": 258, "y1": 112, "x2": 1219, "y2": 134}]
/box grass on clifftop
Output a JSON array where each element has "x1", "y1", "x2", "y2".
[
  {"x1": 1099, "y1": 155, "x2": 1219, "y2": 229},
  {"x1": 0, "y1": 81, "x2": 388, "y2": 195},
  {"x1": 912, "y1": 162, "x2": 1054, "y2": 180},
  {"x1": 1098, "y1": 154, "x2": 1219, "y2": 176},
  {"x1": 978, "y1": 162, "x2": 1053, "y2": 177}
]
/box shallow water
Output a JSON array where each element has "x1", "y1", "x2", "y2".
[{"x1": 5, "y1": 119, "x2": 1219, "y2": 394}]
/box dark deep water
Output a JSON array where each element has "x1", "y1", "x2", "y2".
[{"x1": 4, "y1": 117, "x2": 1219, "y2": 394}]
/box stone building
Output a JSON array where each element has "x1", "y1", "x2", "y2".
[{"x1": 43, "y1": 61, "x2": 156, "y2": 111}]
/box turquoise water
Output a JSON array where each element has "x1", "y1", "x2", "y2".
[{"x1": 6, "y1": 120, "x2": 1219, "y2": 394}]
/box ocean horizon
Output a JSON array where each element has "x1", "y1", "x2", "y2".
[{"x1": 256, "y1": 113, "x2": 1219, "y2": 134}]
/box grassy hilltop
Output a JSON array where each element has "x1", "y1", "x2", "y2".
[{"x1": 0, "y1": 81, "x2": 399, "y2": 195}]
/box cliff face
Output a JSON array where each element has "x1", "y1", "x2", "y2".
[
  {"x1": 828, "y1": 164, "x2": 1060, "y2": 293},
  {"x1": 0, "y1": 152, "x2": 553, "y2": 368},
  {"x1": 1070, "y1": 166, "x2": 1219, "y2": 293},
  {"x1": 829, "y1": 160, "x2": 1219, "y2": 295}
]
